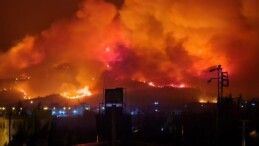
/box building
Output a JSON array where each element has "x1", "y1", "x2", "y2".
[
  {"x1": 96, "y1": 88, "x2": 131, "y2": 145},
  {"x1": 0, "y1": 116, "x2": 26, "y2": 146}
]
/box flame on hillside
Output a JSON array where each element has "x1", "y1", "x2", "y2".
[
  {"x1": 0, "y1": 0, "x2": 258, "y2": 100},
  {"x1": 61, "y1": 86, "x2": 92, "y2": 99}
]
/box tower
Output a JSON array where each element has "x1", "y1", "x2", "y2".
[{"x1": 96, "y1": 88, "x2": 131, "y2": 145}]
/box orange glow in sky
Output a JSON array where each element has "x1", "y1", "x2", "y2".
[{"x1": 0, "y1": 0, "x2": 258, "y2": 100}]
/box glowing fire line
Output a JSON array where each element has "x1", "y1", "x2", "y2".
[
  {"x1": 199, "y1": 97, "x2": 217, "y2": 103},
  {"x1": 61, "y1": 86, "x2": 92, "y2": 99},
  {"x1": 19, "y1": 88, "x2": 30, "y2": 100},
  {"x1": 139, "y1": 80, "x2": 187, "y2": 88}
]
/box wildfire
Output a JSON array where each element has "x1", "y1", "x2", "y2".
[
  {"x1": 102, "y1": 46, "x2": 119, "y2": 70},
  {"x1": 199, "y1": 97, "x2": 217, "y2": 103},
  {"x1": 0, "y1": 0, "x2": 257, "y2": 100},
  {"x1": 138, "y1": 80, "x2": 187, "y2": 88},
  {"x1": 19, "y1": 88, "x2": 30, "y2": 100},
  {"x1": 105, "y1": 47, "x2": 111, "y2": 52},
  {"x1": 148, "y1": 82, "x2": 155, "y2": 87},
  {"x1": 61, "y1": 86, "x2": 92, "y2": 99},
  {"x1": 170, "y1": 83, "x2": 186, "y2": 88},
  {"x1": 199, "y1": 99, "x2": 207, "y2": 103}
]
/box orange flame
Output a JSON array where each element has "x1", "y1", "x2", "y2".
[
  {"x1": 19, "y1": 88, "x2": 30, "y2": 100},
  {"x1": 0, "y1": 0, "x2": 258, "y2": 99},
  {"x1": 61, "y1": 86, "x2": 92, "y2": 99},
  {"x1": 199, "y1": 97, "x2": 217, "y2": 103}
]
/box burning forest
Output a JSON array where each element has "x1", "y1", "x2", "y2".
[{"x1": 0, "y1": 0, "x2": 259, "y2": 105}]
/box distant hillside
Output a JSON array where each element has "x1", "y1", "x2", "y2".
[{"x1": 0, "y1": 79, "x2": 201, "y2": 107}]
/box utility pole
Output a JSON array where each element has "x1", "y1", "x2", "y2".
[
  {"x1": 111, "y1": 105, "x2": 116, "y2": 146},
  {"x1": 218, "y1": 65, "x2": 223, "y2": 103},
  {"x1": 8, "y1": 110, "x2": 11, "y2": 144},
  {"x1": 181, "y1": 125, "x2": 184, "y2": 146},
  {"x1": 208, "y1": 65, "x2": 229, "y2": 146},
  {"x1": 241, "y1": 120, "x2": 247, "y2": 146},
  {"x1": 208, "y1": 65, "x2": 229, "y2": 103}
]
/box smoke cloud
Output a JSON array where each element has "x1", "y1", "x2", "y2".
[{"x1": 0, "y1": 0, "x2": 258, "y2": 102}]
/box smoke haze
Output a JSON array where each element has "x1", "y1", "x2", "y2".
[{"x1": 0, "y1": 0, "x2": 258, "y2": 103}]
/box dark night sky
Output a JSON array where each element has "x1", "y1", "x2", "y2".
[{"x1": 0, "y1": 0, "x2": 83, "y2": 51}]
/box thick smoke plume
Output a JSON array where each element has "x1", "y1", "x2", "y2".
[{"x1": 0, "y1": 0, "x2": 258, "y2": 102}]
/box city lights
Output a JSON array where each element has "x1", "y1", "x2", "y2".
[
  {"x1": 43, "y1": 106, "x2": 49, "y2": 110},
  {"x1": 0, "y1": 0, "x2": 258, "y2": 145}
]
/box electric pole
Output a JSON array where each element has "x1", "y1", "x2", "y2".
[{"x1": 208, "y1": 65, "x2": 229, "y2": 146}]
